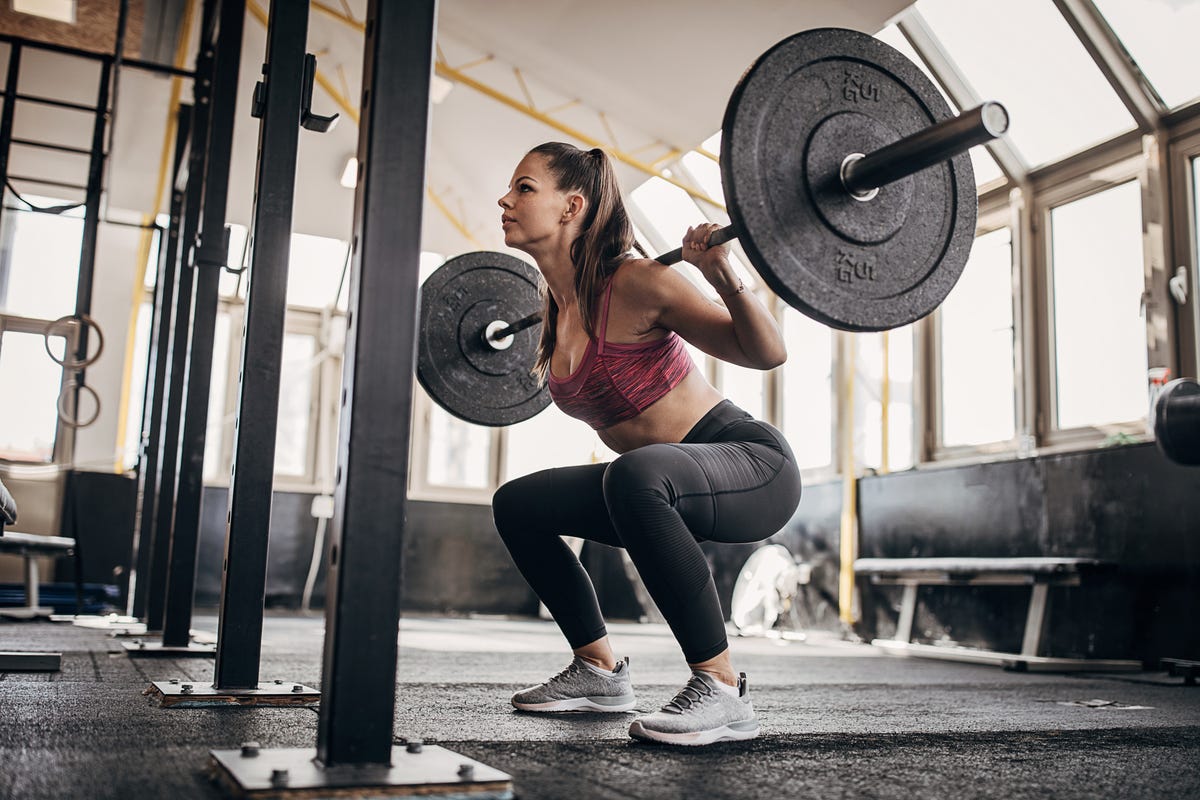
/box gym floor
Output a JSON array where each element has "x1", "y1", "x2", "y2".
[{"x1": 2, "y1": 614, "x2": 1198, "y2": 799}]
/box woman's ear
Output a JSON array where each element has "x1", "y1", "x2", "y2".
[{"x1": 562, "y1": 192, "x2": 586, "y2": 224}]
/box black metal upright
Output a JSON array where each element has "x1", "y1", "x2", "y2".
[
  {"x1": 0, "y1": 44, "x2": 21, "y2": 225},
  {"x1": 71, "y1": 59, "x2": 111, "y2": 372},
  {"x1": 128, "y1": 108, "x2": 190, "y2": 619},
  {"x1": 212, "y1": 0, "x2": 308, "y2": 686},
  {"x1": 159, "y1": 0, "x2": 244, "y2": 649},
  {"x1": 317, "y1": 0, "x2": 436, "y2": 765},
  {"x1": 145, "y1": 118, "x2": 202, "y2": 634},
  {"x1": 211, "y1": 2, "x2": 507, "y2": 790}
]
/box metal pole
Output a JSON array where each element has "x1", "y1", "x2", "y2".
[
  {"x1": 214, "y1": 0, "x2": 307, "y2": 687},
  {"x1": 317, "y1": 0, "x2": 436, "y2": 765},
  {"x1": 71, "y1": 60, "x2": 112, "y2": 377},
  {"x1": 161, "y1": 0, "x2": 243, "y2": 650},
  {"x1": 145, "y1": 126, "x2": 201, "y2": 635},
  {"x1": 132, "y1": 108, "x2": 190, "y2": 621},
  {"x1": 0, "y1": 44, "x2": 21, "y2": 223}
]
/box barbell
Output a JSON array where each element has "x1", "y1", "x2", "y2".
[{"x1": 418, "y1": 28, "x2": 1009, "y2": 427}]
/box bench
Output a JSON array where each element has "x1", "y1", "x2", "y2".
[
  {"x1": 853, "y1": 557, "x2": 1142, "y2": 672},
  {"x1": 0, "y1": 477, "x2": 74, "y2": 672}
]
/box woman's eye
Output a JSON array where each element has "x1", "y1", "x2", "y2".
[{"x1": 518, "y1": 184, "x2": 532, "y2": 192}]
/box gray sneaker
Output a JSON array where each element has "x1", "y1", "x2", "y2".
[
  {"x1": 511, "y1": 656, "x2": 636, "y2": 712},
  {"x1": 628, "y1": 670, "x2": 759, "y2": 745}
]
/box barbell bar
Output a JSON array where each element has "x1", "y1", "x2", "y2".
[
  {"x1": 419, "y1": 28, "x2": 1008, "y2": 426},
  {"x1": 485, "y1": 100, "x2": 1007, "y2": 348}
]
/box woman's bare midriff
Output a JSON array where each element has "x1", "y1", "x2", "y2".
[{"x1": 596, "y1": 368, "x2": 725, "y2": 454}]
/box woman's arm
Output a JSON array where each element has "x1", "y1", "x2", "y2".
[{"x1": 630, "y1": 224, "x2": 787, "y2": 370}]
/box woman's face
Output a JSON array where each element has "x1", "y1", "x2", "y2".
[{"x1": 497, "y1": 153, "x2": 577, "y2": 252}]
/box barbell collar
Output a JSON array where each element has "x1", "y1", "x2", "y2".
[
  {"x1": 487, "y1": 310, "x2": 544, "y2": 345},
  {"x1": 840, "y1": 101, "x2": 1008, "y2": 197}
]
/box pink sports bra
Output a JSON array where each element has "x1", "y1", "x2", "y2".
[{"x1": 548, "y1": 269, "x2": 695, "y2": 430}]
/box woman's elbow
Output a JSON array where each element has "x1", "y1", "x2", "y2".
[{"x1": 749, "y1": 347, "x2": 787, "y2": 371}]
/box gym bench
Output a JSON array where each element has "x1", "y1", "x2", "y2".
[
  {"x1": 854, "y1": 557, "x2": 1142, "y2": 672},
  {"x1": 0, "y1": 477, "x2": 74, "y2": 671}
]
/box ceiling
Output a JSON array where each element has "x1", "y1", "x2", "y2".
[{"x1": 15, "y1": 0, "x2": 914, "y2": 261}]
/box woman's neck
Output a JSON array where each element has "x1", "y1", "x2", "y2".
[{"x1": 532, "y1": 246, "x2": 577, "y2": 311}]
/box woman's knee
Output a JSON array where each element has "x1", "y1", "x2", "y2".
[{"x1": 492, "y1": 472, "x2": 545, "y2": 539}]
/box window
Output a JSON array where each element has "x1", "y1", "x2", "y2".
[
  {"x1": 0, "y1": 202, "x2": 82, "y2": 320},
  {"x1": 12, "y1": 0, "x2": 76, "y2": 24},
  {"x1": 120, "y1": 301, "x2": 154, "y2": 470},
  {"x1": 780, "y1": 310, "x2": 833, "y2": 471},
  {"x1": 202, "y1": 311, "x2": 232, "y2": 482},
  {"x1": 274, "y1": 331, "x2": 318, "y2": 478},
  {"x1": 916, "y1": 0, "x2": 1134, "y2": 167},
  {"x1": 856, "y1": 327, "x2": 915, "y2": 471},
  {"x1": 287, "y1": 233, "x2": 349, "y2": 309},
  {"x1": 504, "y1": 402, "x2": 613, "y2": 479},
  {"x1": 0, "y1": 326, "x2": 64, "y2": 461},
  {"x1": 1092, "y1": 0, "x2": 1200, "y2": 110},
  {"x1": 873, "y1": 24, "x2": 1005, "y2": 186},
  {"x1": 938, "y1": 227, "x2": 1016, "y2": 448},
  {"x1": 425, "y1": 397, "x2": 492, "y2": 489},
  {"x1": 720, "y1": 363, "x2": 765, "y2": 421},
  {"x1": 629, "y1": 175, "x2": 755, "y2": 294},
  {"x1": 1049, "y1": 180, "x2": 1147, "y2": 430}
]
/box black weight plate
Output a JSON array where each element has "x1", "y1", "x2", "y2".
[
  {"x1": 1154, "y1": 378, "x2": 1200, "y2": 466},
  {"x1": 417, "y1": 251, "x2": 549, "y2": 426},
  {"x1": 721, "y1": 28, "x2": 976, "y2": 332}
]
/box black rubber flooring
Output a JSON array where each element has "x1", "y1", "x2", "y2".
[{"x1": 1, "y1": 613, "x2": 1198, "y2": 799}]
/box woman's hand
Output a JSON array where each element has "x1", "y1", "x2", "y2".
[{"x1": 682, "y1": 223, "x2": 743, "y2": 297}]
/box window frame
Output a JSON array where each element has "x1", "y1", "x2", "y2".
[
  {"x1": 0, "y1": 312, "x2": 78, "y2": 466},
  {"x1": 925, "y1": 204, "x2": 1021, "y2": 463},
  {"x1": 407, "y1": 383, "x2": 501, "y2": 505},
  {"x1": 1166, "y1": 114, "x2": 1200, "y2": 381},
  {"x1": 1032, "y1": 150, "x2": 1151, "y2": 449}
]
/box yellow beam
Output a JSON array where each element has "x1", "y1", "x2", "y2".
[
  {"x1": 427, "y1": 187, "x2": 482, "y2": 248},
  {"x1": 311, "y1": 0, "x2": 362, "y2": 30},
  {"x1": 113, "y1": 0, "x2": 198, "y2": 472},
  {"x1": 880, "y1": 331, "x2": 890, "y2": 474},
  {"x1": 435, "y1": 60, "x2": 724, "y2": 210},
  {"x1": 650, "y1": 148, "x2": 682, "y2": 168},
  {"x1": 303, "y1": 0, "x2": 719, "y2": 209},
  {"x1": 512, "y1": 67, "x2": 535, "y2": 110},
  {"x1": 452, "y1": 54, "x2": 495, "y2": 72},
  {"x1": 696, "y1": 146, "x2": 720, "y2": 163},
  {"x1": 838, "y1": 333, "x2": 858, "y2": 626},
  {"x1": 250, "y1": 1, "x2": 483, "y2": 251}
]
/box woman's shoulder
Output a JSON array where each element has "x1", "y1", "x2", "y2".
[
  {"x1": 611, "y1": 257, "x2": 687, "y2": 306},
  {"x1": 611, "y1": 257, "x2": 672, "y2": 293}
]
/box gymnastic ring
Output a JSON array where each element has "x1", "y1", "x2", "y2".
[
  {"x1": 56, "y1": 380, "x2": 102, "y2": 429},
  {"x1": 44, "y1": 314, "x2": 105, "y2": 370}
]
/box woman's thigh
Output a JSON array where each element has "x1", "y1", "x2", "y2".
[
  {"x1": 605, "y1": 432, "x2": 801, "y2": 544},
  {"x1": 494, "y1": 462, "x2": 622, "y2": 547}
]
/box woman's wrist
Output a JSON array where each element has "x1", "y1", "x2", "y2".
[{"x1": 715, "y1": 278, "x2": 746, "y2": 297}]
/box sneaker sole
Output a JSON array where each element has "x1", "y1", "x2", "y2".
[
  {"x1": 628, "y1": 719, "x2": 759, "y2": 746},
  {"x1": 512, "y1": 695, "x2": 637, "y2": 713}
]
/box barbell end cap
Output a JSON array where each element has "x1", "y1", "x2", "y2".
[
  {"x1": 483, "y1": 320, "x2": 515, "y2": 351},
  {"x1": 981, "y1": 101, "x2": 1009, "y2": 138}
]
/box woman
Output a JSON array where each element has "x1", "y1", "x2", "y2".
[{"x1": 492, "y1": 142, "x2": 802, "y2": 746}]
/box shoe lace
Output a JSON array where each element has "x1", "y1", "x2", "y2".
[
  {"x1": 547, "y1": 660, "x2": 584, "y2": 688},
  {"x1": 663, "y1": 675, "x2": 714, "y2": 712}
]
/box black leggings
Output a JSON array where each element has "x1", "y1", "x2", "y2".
[{"x1": 492, "y1": 400, "x2": 802, "y2": 664}]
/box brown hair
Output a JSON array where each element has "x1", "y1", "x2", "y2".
[{"x1": 527, "y1": 142, "x2": 646, "y2": 381}]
